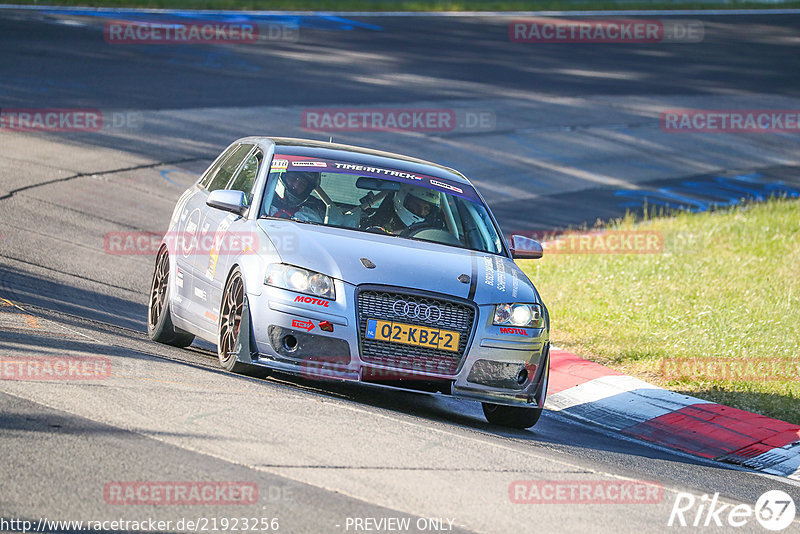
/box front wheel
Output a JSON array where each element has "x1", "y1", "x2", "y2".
[
  {"x1": 482, "y1": 403, "x2": 543, "y2": 429},
  {"x1": 218, "y1": 268, "x2": 269, "y2": 378},
  {"x1": 147, "y1": 246, "x2": 195, "y2": 348}
]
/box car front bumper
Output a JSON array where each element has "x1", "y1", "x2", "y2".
[{"x1": 243, "y1": 282, "x2": 549, "y2": 409}]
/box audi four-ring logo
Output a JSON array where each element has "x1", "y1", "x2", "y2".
[{"x1": 392, "y1": 300, "x2": 442, "y2": 322}]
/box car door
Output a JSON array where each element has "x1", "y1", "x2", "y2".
[
  {"x1": 176, "y1": 143, "x2": 254, "y2": 333},
  {"x1": 192, "y1": 144, "x2": 262, "y2": 334},
  {"x1": 170, "y1": 143, "x2": 240, "y2": 325}
]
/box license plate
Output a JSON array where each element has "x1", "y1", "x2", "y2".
[{"x1": 365, "y1": 319, "x2": 460, "y2": 352}]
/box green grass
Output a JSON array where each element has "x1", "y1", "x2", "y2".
[
  {"x1": 10, "y1": 0, "x2": 800, "y2": 11},
  {"x1": 519, "y1": 198, "x2": 800, "y2": 425}
]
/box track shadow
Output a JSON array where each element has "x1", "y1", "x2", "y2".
[
  {"x1": 0, "y1": 263, "x2": 147, "y2": 332},
  {"x1": 259, "y1": 370, "x2": 722, "y2": 468}
]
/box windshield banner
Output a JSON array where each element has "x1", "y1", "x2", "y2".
[{"x1": 271, "y1": 154, "x2": 481, "y2": 203}]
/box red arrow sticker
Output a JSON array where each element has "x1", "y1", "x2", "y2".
[{"x1": 292, "y1": 319, "x2": 314, "y2": 332}]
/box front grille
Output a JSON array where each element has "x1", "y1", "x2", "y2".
[{"x1": 356, "y1": 288, "x2": 476, "y2": 376}]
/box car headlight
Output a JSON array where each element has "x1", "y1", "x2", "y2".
[
  {"x1": 493, "y1": 303, "x2": 544, "y2": 328},
  {"x1": 265, "y1": 264, "x2": 335, "y2": 300}
]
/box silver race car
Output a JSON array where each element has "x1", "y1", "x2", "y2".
[{"x1": 148, "y1": 137, "x2": 550, "y2": 428}]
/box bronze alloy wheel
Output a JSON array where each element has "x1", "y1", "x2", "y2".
[
  {"x1": 219, "y1": 270, "x2": 245, "y2": 367},
  {"x1": 148, "y1": 247, "x2": 170, "y2": 331},
  {"x1": 147, "y1": 246, "x2": 194, "y2": 348}
]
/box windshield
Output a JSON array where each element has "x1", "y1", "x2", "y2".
[{"x1": 260, "y1": 154, "x2": 504, "y2": 255}]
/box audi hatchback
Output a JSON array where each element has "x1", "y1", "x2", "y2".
[{"x1": 148, "y1": 137, "x2": 550, "y2": 428}]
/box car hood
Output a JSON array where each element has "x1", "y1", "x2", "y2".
[{"x1": 257, "y1": 219, "x2": 541, "y2": 305}]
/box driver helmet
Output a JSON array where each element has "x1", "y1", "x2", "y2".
[
  {"x1": 275, "y1": 171, "x2": 321, "y2": 208},
  {"x1": 393, "y1": 184, "x2": 440, "y2": 226}
]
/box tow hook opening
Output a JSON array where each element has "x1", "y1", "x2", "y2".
[{"x1": 283, "y1": 335, "x2": 298, "y2": 352}]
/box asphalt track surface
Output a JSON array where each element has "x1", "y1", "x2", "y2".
[{"x1": 1, "y1": 8, "x2": 799, "y2": 534}]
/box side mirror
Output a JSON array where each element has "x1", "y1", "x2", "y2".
[
  {"x1": 509, "y1": 234, "x2": 543, "y2": 259},
  {"x1": 207, "y1": 190, "x2": 247, "y2": 216}
]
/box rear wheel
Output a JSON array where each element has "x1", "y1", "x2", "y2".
[
  {"x1": 482, "y1": 403, "x2": 543, "y2": 429},
  {"x1": 147, "y1": 246, "x2": 195, "y2": 348},
  {"x1": 218, "y1": 268, "x2": 269, "y2": 378}
]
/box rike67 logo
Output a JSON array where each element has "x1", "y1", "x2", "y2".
[{"x1": 669, "y1": 490, "x2": 796, "y2": 531}]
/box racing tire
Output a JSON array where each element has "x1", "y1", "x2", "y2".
[
  {"x1": 218, "y1": 268, "x2": 269, "y2": 378},
  {"x1": 147, "y1": 246, "x2": 195, "y2": 348},
  {"x1": 482, "y1": 403, "x2": 543, "y2": 429}
]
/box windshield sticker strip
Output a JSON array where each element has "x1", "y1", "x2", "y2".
[
  {"x1": 292, "y1": 160, "x2": 327, "y2": 168},
  {"x1": 274, "y1": 154, "x2": 480, "y2": 202},
  {"x1": 331, "y1": 162, "x2": 423, "y2": 181},
  {"x1": 270, "y1": 158, "x2": 288, "y2": 170},
  {"x1": 429, "y1": 179, "x2": 463, "y2": 194}
]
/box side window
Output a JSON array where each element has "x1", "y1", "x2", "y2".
[
  {"x1": 208, "y1": 144, "x2": 254, "y2": 192},
  {"x1": 199, "y1": 144, "x2": 239, "y2": 189},
  {"x1": 227, "y1": 149, "x2": 263, "y2": 205}
]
